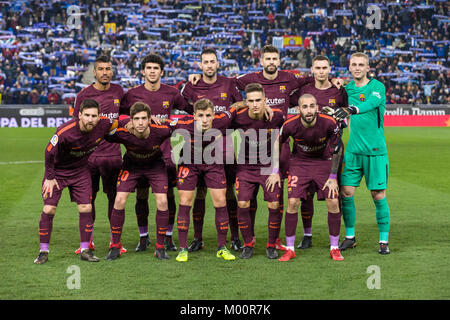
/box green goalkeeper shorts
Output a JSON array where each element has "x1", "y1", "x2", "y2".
[{"x1": 341, "y1": 152, "x2": 389, "y2": 190}]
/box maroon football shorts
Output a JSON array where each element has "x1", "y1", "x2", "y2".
[
  {"x1": 177, "y1": 164, "x2": 227, "y2": 191},
  {"x1": 88, "y1": 155, "x2": 122, "y2": 195},
  {"x1": 287, "y1": 160, "x2": 335, "y2": 200},
  {"x1": 42, "y1": 167, "x2": 92, "y2": 206},
  {"x1": 116, "y1": 161, "x2": 168, "y2": 194},
  {"x1": 235, "y1": 167, "x2": 282, "y2": 203}
]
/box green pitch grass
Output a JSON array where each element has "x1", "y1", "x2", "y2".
[{"x1": 0, "y1": 127, "x2": 449, "y2": 300}]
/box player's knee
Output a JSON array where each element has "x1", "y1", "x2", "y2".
[
  {"x1": 371, "y1": 190, "x2": 386, "y2": 201},
  {"x1": 326, "y1": 198, "x2": 340, "y2": 213},
  {"x1": 114, "y1": 196, "x2": 127, "y2": 210},
  {"x1": 238, "y1": 200, "x2": 250, "y2": 208},
  {"x1": 288, "y1": 198, "x2": 300, "y2": 212},
  {"x1": 78, "y1": 203, "x2": 92, "y2": 213},
  {"x1": 340, "y1": 187, "x2": 354, "y2": 198},
  {"x1": 155, "y1": 196, "x2": 169, "y2": 211},
  {"x1": 43, "y1": 205, "x2": 56, "y2": 215},
  {"x1": 267, "y1": 201, "x2": 279, "y2": 210}
]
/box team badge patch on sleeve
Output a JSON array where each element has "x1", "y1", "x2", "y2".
[{"x1": 50, "y1": 134, "x2": 59, "y2": 146}]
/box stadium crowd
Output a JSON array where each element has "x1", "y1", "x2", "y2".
[{"x1": 0, "y1": 0, "x2": 448, "y2": 105}]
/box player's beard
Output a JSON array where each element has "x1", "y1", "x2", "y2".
[
  {"x1": 264, "y1": 65, "x2": 277, "y2": 75},
  {"x1": 301, "y1": 112, "x2": 317, "y2": 125},
  {"x1": 203, "y1": 68, "x2": 216, "y2": 79}
]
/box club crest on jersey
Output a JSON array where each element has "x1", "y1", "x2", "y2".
[
  {"x1": 360, "y1": 94, "x2": 365, "y2": 102},
  {"x1": 328, "y1": 99, "x2": 336, "y2": 107},
  {"x1": 220, "y1": 92, "x2": 227, "y2": 100},
  {"x1": 162, "y1": 101, "x2": 170, "y2": 109},
  {"x1": 279, "y1": 85, "x2": 286, "y2": 93},
  {"x1": 114, "y1": 99, "x2": 120, "y2": 106}
]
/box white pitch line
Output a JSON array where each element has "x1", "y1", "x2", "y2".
[{"x1": 0, "y1": 160, "x2": 44, "y2": 165}]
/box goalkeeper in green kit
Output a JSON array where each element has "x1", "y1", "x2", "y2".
[{"x1": 324, "y1": 52, "x2": 390, "y2": 254}]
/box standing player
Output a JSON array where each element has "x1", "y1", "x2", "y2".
[
  {"x1": 278, "y1": 94, "x2": 344, "y2": 261},
  {"x1": 232, "y1": 83, "x2": 286, "y2": 259},
  {"x1": 120, "y1": 53, "x2": 193, "y2": 252},
  {"x1": 289, "y1": 55, "x2": 348, "y2": 250},
  {"x1": 171, "y1": 98, "x2": 240, "y2": 262},
  {"x1": 104, "y1": 102, "x2": 172, "y2": 260},
  {"x1": 325, "y1": 52, "x2": 391, "y2": 254},
  {"x1": 181, "y1": 48, "x2": 243, "y2": 252},
  {"x1": 34, "y1": 99, "x2": 118, "y2": 264},
  {"x1": 73, "y1": 54, "x2": 125, "y2": 254}
]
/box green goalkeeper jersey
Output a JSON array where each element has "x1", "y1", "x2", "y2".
[{"x1": 345, "y1": 78, "x2": 387, "y2": 156}]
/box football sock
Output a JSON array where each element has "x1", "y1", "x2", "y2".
[
  {"x1": 107, "y1": 192, "x2": 116, "y2": 222},
  {"x1": 328, "y1": 211, "x2": 341, "y2": 248},
  {"x1": 237, "y1": 206, "x2": 252, "y2": 245},
  {"x1": 227, "y1": 198, "x2": 239, "y2": 241},
  {"x1": 341, "y1": 196, "x2": 356, "y2": 238},
  {"x1": 301, "y1": 196, "x2": 314, "y2": 236},
  {"x1": 268, "y1": 208, "x2": 282, "y2": 245},
  {"x1": 192, "y1": 198, "x2": 205, "y2": 240},
  {"x1": 39, "y1": 212, "x2": 54, "y2": 252},
  {"x1": 374, "y1": 197, "x2": 390, "y2": 243},
  {"x1": 110, "y1": 208, "x2": 125, "y2": 246},
  {"x1": 285, "y1": 212, "x2": 298, "y2": 248},
  {"x1": 168, "y1": 195, "x2": 176, "y2": 231},
  {"x1": 135, "y1": 198, "x2": 149, "y2": 234},
  {"x1": 177, "y1": 205, "x2": 191, "y2": 249},
  {"x1": 79, "y1": 211, "x2": 94, "y2": 250},
  {"x1": 249, "y1": 198, "x2": 257, "y2": 237},
  {"x1": 215, "y1": 206, "x2": 229, "y2": 248},
  {"x1": 156, "y1": 209, "x2": 169, "y2": 246}
]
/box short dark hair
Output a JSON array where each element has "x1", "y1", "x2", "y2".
[
  {"x1": 201, "y1": 48, "x2": 218, "y2": 60},
  {"x1": 245, "y1": 83, "x2": 265, "y2": 96},
  {"x1": 261, "y1": 45, "x2": 279, "y2": 56},
  {"x1": 80, "y1": 99, "x2": 100, "y2": 114},
  {"x1": 194, "y1": 98, "x2": 214, "y2": 113},
  {"x1": 312, "y1": 55, "x2": 330, "y2": 65},
  {"x1": 130, "y1": 102, "x2": 151, "y2": 119},
  {"x1": 141, "y1": 53, "x2": 164, "y2": 71},
  {"x1": 94, "y1": 54, "x2": 111, "y2": 68}
]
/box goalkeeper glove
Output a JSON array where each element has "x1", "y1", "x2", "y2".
[
  {"x1": 321, "y1": 106, "x2": 335, "y2": 116},
  {"x1": 334, "y1": 106, "x2": 358, "y2": 121}
]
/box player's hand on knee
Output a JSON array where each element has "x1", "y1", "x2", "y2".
[
  {"x1": 42, "y1": 179, "x2": 60, "y2": 200},
  {"x1": 323, "y1": 178, "x2": 339, "y2": 199},
  {"x1": 265, "y1": 173, "x2": 281, "y2": 193}
]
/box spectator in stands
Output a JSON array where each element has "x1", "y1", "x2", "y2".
[{"x1": 47, "y1": 89, "x2": 60, "y2": 105}]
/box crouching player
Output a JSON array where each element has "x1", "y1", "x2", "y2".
[
  {"x1": 104, "y1": 102, "x2": 172, "y2": 260},
  {"x1": 277, "y1": 94, "x2": 344, "y2": 261},
  {"x1": 34, "y1": 99, "x2": 119, "y2": 264}
]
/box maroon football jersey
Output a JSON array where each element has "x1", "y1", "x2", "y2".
[
  {"x1": 106, "y1": 118, "x2": 172, "y2": 168},
  {"x1": 232, "y1": 107, "x2": 285, "y2": 169},
  {"x1": 290, "y1": 82, "x2": 348, "y2": 111},
  {"x1": 279, "y1": 113, "x2": 340, "y2": 162},
  {"x1": 181, "y1": 75, "x2": 243, "y2": 112},
  {"x1": 120, "y1": 83, "x2": 193, "y2": 119},
  {"x1": 73, "y1": 83, "x2": 124, "y2": 156},
  {"x1": 45, "y1": 117, "x2": 118, "y2": 180},
  {"x1": 171, "y1": 109, "x2": 236, "y2": 165},
  {"x1": 236, "y1": 71, "x2": 314, "y2": 116}
]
